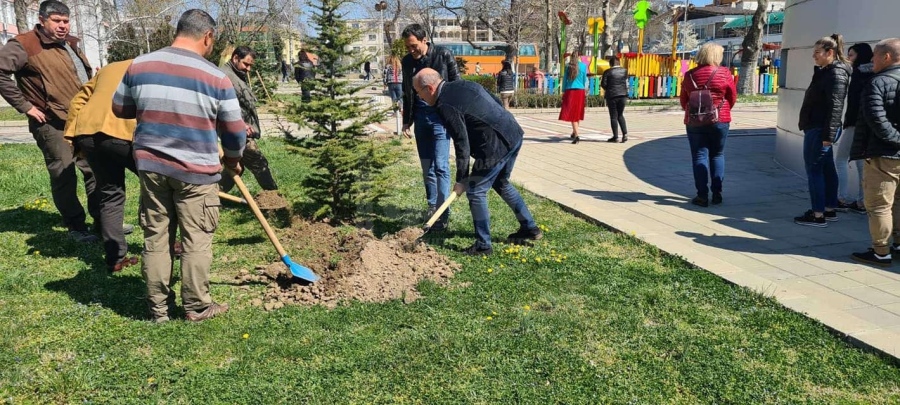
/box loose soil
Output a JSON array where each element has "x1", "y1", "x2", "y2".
[{"x1": 237, "y1": 219, "x2": 458, "y2": 309}]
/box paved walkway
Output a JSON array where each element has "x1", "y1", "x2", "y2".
[
  {"x1": 502, "y1": 108, "x2": 900, "y2": 360},
  {"x1": 2, "y1": 92, "x2": 897, "y2": 359}
]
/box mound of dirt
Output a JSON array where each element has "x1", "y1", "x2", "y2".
[
  {"x1": 255, "y1": 190, "x2": 289, "y2": 210},
  {"x1": 237, "y1": 220, "x2": 458, "y2": 309}
]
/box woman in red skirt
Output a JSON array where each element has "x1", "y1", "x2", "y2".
[{"x1": 559, "y1": 53, "x2": 589, "y2": 144}]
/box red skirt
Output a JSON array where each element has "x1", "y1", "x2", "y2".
[{"x1": 558, "y1": 89, "x2": 586, "y2": 122}]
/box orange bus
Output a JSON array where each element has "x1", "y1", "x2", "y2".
[{"x1": 436, "y1": 42, "x2": 540, "y2": 74}]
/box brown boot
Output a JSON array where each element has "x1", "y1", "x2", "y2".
[{"x1": 186, "y1": 302, "x2": 230, "y2": 322}]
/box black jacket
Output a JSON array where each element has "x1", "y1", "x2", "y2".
[
  {"x1": 798, "y1": 60, "x2": 851, "y2": 142},
  {"x1": 497, "y1": 70, "x2": 515, "y2": 92},
  {"x1": 434, "y1": 80, "x2": 523, "y2": 184},
  {"x1": 844, "y1": 62, "x2": 875, "y2": 128},
  {"x1": 601, "y1": 66, "x2": 628, "y2": 99},
  {"x1": 850, "y1": 65, "x2": 900, "y2": 160},
  {"x1": 402, "y1": 44, "x2": 460, "y2": 125}
]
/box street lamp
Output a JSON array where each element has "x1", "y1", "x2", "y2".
[{"x1": 375, "y1": 1, "x2": 388, "y2": 68}]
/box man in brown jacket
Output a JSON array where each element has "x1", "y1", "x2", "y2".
[
  {"x1": 65, "y1": 60, "x2": 138, "y2": 272},
  {"x1": 0, "y1": 0, "x2": 98, "y2": 242}
]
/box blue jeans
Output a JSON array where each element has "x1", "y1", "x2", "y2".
[
  {"x1": 803, "y1": 128, "x2": 839, "y2": 212},
  {"x1": 467, "y1": 142, "x2": 537, "y2": 249},
  {"x1": 414, "y1": 104, "x2": 451, "y2": 214},
  {"x1": 686, "y1": 123, "x2": 730, "y2": 197},
  {"x1": 388, "y1": 84, "x2": 403, "y2": 103}
]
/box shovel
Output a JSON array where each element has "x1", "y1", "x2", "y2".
[
  {"x1": 224, "y1": 167, "x2": 319, "y2": 283},
  {"x1": 418, "y1": 189, "x2": 462, "y2": 241},
  {"x1": 218, "y1": 192, "x2": 247, "y2": 205}
]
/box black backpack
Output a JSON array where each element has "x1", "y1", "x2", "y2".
[{"x1": 687, "y1": 67, "x2": 724, "y2": 126}]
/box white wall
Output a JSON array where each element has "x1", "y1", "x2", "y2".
[{"x1": 775, "y1": 0, "x2": 900, "y2": 177}]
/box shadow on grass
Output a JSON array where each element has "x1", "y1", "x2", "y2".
[
  {"x1": 45, "y1": 270, "x2": 148, "y2": 321},
  {"x1": 0, "y1": 207, "x2": 103, "y2": 263},
  {"x1": 225, "y1": 235, "x2": 268, "y2": 246}
]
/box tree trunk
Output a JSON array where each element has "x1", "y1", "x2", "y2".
[
  {"x1": 737, "y1": 0, "x2": 768, "y2": 95},
  {"x1": 14, "y1": 0, "x2": 30, "y2": 33},
  {"x1": 543, "y1": 0, "x2": 551, "y2": 71}
]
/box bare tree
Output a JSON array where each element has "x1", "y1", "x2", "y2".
[
  {"x1": 737, "y1": 0, "x2": 767, "y2": 95},
  {"x1": 14, "y1": 0, "x2": 35, "y2": 33},
  {"x1": 599, "y1": 0, "x2": 632, "y2": 57}
]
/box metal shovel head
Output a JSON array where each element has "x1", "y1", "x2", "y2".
[{"x1": 281, "y1": 254, "x2": 320, "y2": 283}]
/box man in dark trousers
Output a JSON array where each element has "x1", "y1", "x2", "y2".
[
  {"x1": 412, "y1": 68, "x2": 542, "y2": 256},
  {"x1": 0, "y1": 0, "x2": 100, "y2": 242},
  {"x1": 400, "y1": 23, "x2": 459, "y2": 230},
  {"x1": 850, "y1": 38, "x2": 900, "y2": 267}
]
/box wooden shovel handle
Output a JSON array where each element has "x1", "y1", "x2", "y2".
[
  {"x1": 424, "y1": 191, "x2": 460, "y2": 228},
  {"x1": 225, "y1": 167, "x2": 289, "y2": 258}
]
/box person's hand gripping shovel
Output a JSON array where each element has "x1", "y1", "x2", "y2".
[{"x1": 417, "y1": 183, "x2": 465, "y2": 244}]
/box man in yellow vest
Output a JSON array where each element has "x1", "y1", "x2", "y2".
[{"x1": 65, "y1": 60, "x2": 139, "y2": 273}]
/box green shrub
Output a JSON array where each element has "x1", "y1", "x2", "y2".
[{"x1": 464, "y1": 74, "x2": 496, "y2": 93}]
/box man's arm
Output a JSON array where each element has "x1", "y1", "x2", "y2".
[
  {"x1": 439, "y1": 104, "x2": 471, "y2": 183},
  {"x1": 111, "y1": 70, "x2": 137, "y2": 119},
  {"x1": 217, "y1": 81, "x2": 248, "y2": 169},
  {"x1": 0, "y1": 41, "x2": 33, "y2": 114},
  {"x1": 863, "y1": 77, "x2": 900, "y2": 147},
  {"x1": 444, "y1": 49, "x2": 460, "y2": 82},
  {"x1": 64, "y1": 74, "x2": 99, "y2": 138}
]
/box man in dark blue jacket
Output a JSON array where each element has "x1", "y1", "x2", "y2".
[
  {"x1": 850, "y1": 38, "x2": 900, "y2": 267},
  {"x1": 412, "y1": 68, "x2": 542, "y2": 256}
]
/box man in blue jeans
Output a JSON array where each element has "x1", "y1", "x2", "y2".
[
  {"x1": 400, "y1": 23, "x2": 459, "y2": 230},
  {"x1": 413, "y1": 68, "x2": 542, "y2": 255}
]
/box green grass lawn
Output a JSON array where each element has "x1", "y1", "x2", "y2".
[
  {"x1": 1, "y1": 137, "x2": 898, "y2": 403},
  {"x1": 0, "y1": 107, "x2": 24, "y2": 122}
]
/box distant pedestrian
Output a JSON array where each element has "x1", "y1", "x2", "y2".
[
  {"x1": 679, "y1": 42, "x2": 737, "y2": 207},
  {"x1": 794, "y1": 34, "x2": 850, "y2": 227},
  {"x1": 558, "y1": 53, "x2": 588, "y2": 144},
  {"x1": 475, "y1": 61, "x2": 482, "y2": 75},
  {"x1": 281, "y1": 60, "x2": 290, "y2": 82},
  {"x1": 295, "y1": 50, "x2": 315, "y2": 102},
  {"x1": 497, "y1": 60, "x2": 515, "y2": 110},
  {"x1": 601, "y1": 56, "x2": 629, "y2": 143},
  {"x1": 834, "y1": 42, "x2": 874, "y2": 214},
  {"x1": 364, "y1": 60, "x2": 371, "y2": 81}
]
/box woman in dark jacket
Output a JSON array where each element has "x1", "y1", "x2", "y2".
[
  {"x1": 679, "y1": 43, "x2": 737, "y2": 207},
  {"x1": 497, "y1": 60, "x2": 515, "y2": 110},
  {"x1": 834, "y1": 43, "x2": 874, "y2": 214},
  {"x1": 601, "y1": 56, "x2": 629, "y2": 143},
  {"x1": 794, "y1": 34, "x2": 852, "y2": 227}
]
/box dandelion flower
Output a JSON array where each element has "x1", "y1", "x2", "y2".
[
  {"x1": 523, "y1": 305, "x2": 531, "y2": 311},
  {"x1": 521, "y1": 258, "x2": 527, "y2": 263},
  {"x1": 147, "y1": 377, "x2": 156, "y2": 384},
  {"x1": 242, "y1": 333, "x2": 249, "y2": 339},
  {"x1": 492, "y1": 311, "x2": 498, "y2": 316},
  {"x1": 33, "y1": 251, "x2": 40, "y2": 256},
  {"x1": 486, "y1": 316, "x2": 493, "y2": 321},
  {"x1": 499, "y1": 264, "x2": 505, "y2": 268},
  {"x1": 487, "y1": 268, "x2": 493, "y2": 273},
  {"x1": 535, "y1": 257, "x2": 542, "y2": 263}
]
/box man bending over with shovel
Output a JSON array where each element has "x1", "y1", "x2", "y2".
[{"x1": 412, "y1": 68, "x2": 542, "y2": 256}]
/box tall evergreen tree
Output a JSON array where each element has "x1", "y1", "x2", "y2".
[
  {"x1": 107, "y1": 23, "x2": 143, "y2": 62},
  {"x1": 288, "y1": 0, "x2": 397, "y2": 221}
]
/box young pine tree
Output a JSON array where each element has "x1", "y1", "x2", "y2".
[{"x1": 288, "y1": 0, "x2": 397, "y2": 221}]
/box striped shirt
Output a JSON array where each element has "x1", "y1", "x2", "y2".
[{"x1": 113, "y1": 46, "x2": 247, "y2": 185}]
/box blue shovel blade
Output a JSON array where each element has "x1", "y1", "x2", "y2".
[{"x1": 281, "y1": 254, "x2": 319, "y2": 283}]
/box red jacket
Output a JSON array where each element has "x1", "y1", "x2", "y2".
[{"x1": 680, "y1": 64, "x2": 737, "y2": 125}]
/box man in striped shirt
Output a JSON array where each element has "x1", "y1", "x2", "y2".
[{"x1": 113, "y1": 9, "x2": 247, "y2": 323}]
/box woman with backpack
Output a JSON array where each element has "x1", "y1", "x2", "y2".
[
  {"x1": 834, "y1": 42, "x2": 874, "y2": 214},
  {"x1": 497, "y1": 60, "x2": 516, "y2": 110},
  {"x1": 558, "y1": 53, "x2": 588, "y2": 144},
  {"x1": 679, "y1": 43, "x2": 737, "y2": 207},
  {"x1": 794, "y1": 34, "x2": 852, "y2": 227}
]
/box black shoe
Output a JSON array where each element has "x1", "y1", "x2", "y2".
[
  {"x1": 824, "y1": 210, "x2": 838, "y2": 222},
  {"x1": 851, "y1": 249, "x2": 892, "y2": 267},
  {"x1": 621, "y1": 135, "x2": 628, "y2": 143},
  {"x1": 507, "y1": 227, "x2": 544, "y2": 242},
  {"x1": 794, "y1": 210, "x2": 827, "y2": 227},
  {"x1": 835, "y1": 201, "x2": 852, "y2": 212},
  {"x1": 69, "y1": 229, "x2": 100, "y2": 243},
  {"x1": 570, "y1": 132, "x2": 576, "y2": 139},
  {"x1": 711, "y1": 192, "x2": 722, "y2": 205},
  {"x1": 606, "y1": 136, "x2": 619, "y2": 143},
  {"x1": 849, "y1": 201, "x2": 867, "y2": 214},
  {"x1": 462, "y1": 244, "x2": 493, "y2": 256},
  {"x1": 424, "y1": 205, "x2": 437, "y2": 221},
  {"x1": 572, "y1": 136, "x2": 580, "y2": 144},
  {"x1": 691, "y1": 195, "x2": 709, "y2": 207}
]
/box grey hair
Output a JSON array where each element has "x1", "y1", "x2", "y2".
[
  {"x1": 413, "y1": 68, "x2": 442, "y2": 89},
  {"x1": 875, "y1": 38, "x2": 900, "y2": 62},
  {"x1": 175, "y1": 9, "x2": 217, "y2": 39}
]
